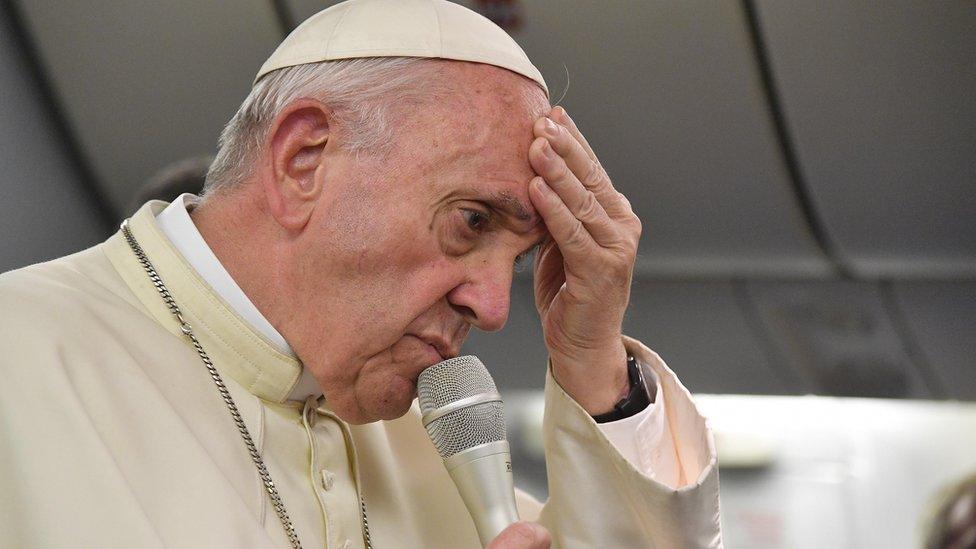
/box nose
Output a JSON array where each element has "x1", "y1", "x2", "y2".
[{"x1": 446, "y1": 261, "x2": 514, "y2": 333}]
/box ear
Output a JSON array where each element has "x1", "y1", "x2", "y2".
[{"x1": 262, "y1": 98, "x2": 332, "y2": 230}]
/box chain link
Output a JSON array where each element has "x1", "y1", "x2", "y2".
[
  {"x1": 361, "y1": 497, "x2": 373, "y2": 548},
  {"x1": 122, "y1": 219, "x2": 375, "y2": 549}
]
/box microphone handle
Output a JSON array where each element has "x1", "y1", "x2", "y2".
[{"x1": 444, "y1": 440, "x2": 520, "y2": 547}]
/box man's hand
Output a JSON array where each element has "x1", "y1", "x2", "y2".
[
  {"x1": 487, "y1": 522, "x2": 552, "y2": 549},
  {"x1": 527, "y1": 106, "x2": 642, "y2": 415}
]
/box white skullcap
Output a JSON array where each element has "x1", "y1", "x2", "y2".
[{"x1": 255, "y1": 0, "x2": 548, "y2": 96}]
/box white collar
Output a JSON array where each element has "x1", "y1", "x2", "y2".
[{"x1": 155, "y1": 194, "x2": 322, "y2": 401}]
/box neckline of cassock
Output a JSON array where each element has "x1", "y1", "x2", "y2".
[{"x1": 105, "y1": 201, "x2": 309, "y2": 404}]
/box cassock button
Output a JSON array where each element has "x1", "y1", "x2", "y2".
[{"x1": 320, "y1": 469, "x2": 335, "y2": 491}]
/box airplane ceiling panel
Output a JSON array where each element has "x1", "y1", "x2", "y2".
[
  {"x1": 745, "y1": 281, "x2": 936, "y2": 399},
  {"x1": 14, "y1": 1, "x2": 284, "y2": 215},
  {"x1": 0, "y1": 9, "x2": 106, "y2": 273},
  {"x1": 462, "y1": 277, "x2": 550, "y2": 391},
  {"x1": 482, "y1": 0, "x2": 832, "y2": 277},
  {"x1": 284, "y1": 0, "x2": 345, "y2": 25},
  {"x1": 465, "y1": 278, "x2": 795, "y2": 395},
  {"x1": 622, "y1": 281, "x2": 799, "y2": 395},
  {"x1": 891, "y1": 281, "x2": 976, "y2": 401},
  {"x1": 288, "y1": 0, "x2": 832, "y2": 277},
  {"x1": 754, "y1": 2, "x2": 976, "y2": 278}
]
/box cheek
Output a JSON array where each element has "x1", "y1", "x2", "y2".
[
  {"x1": 301, "y1": 184, "x2": 463, "y2": 352},
  {"x1": 372, "y1": 261, "x2": 460, "y2": 334},
  {"x1": 335, "y1": 239, "x2": 460, "y2": 345},
  {"x1": 352, "y1": 210, "x2": 459, "y2": 302},
  {"x1": 404, "y1": 256, "x2": 463, "y2": 306}
]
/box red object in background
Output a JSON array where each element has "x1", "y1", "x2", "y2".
[{"x1": 475, "y1": 0, "x2": 523, "y2": 32}]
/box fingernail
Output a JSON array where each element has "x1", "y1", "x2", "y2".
[
  {"x1": 542, "y1": 140, "x2": 556, "y2": 159},
  {"x1": 533, "y1": 177, "x2": 552, "y2": 195},
  {"x1": 543, "y1": 117, "x2": 558, "y2": 135}
]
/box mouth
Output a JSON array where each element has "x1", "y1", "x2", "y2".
[
  {"x1": 412, "y1": 334, "x2": 459, "y2": 362},
  {"x1": 396, "y1": 334, "x2": 463, "y2": 393}
]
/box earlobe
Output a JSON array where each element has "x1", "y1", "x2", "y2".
[{"x1": 263, "y1": 99, "x2": 332, "y2": 230}]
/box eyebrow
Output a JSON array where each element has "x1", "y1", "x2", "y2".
[
  {"x1": 484, "y1": 191, "x2": 536, "y2": 224},
  {"x1": 485, "y1": 191, "x2": 548, "y2": 256}
]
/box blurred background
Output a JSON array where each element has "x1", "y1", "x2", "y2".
[{"x1": 0, "y1": 1, "x2": 973, "y2": 547}]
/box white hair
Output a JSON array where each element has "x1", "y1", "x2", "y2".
[{"x1": 204, "y1": 57, "x2": 447, "y2": 194}]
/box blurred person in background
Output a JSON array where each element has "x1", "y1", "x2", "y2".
[
  {"x1": 126, "y1": 156, "x2": 212, "y2": 214},
  {"x1": 0, "y1": 1, "x2": 721, "y2": 547},
  {"x1": 924, "y1": 473, "x2": 976, "y2": 549}
]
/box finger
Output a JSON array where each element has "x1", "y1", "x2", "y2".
[
  {"x1": 528, "y1": 176, "x2": 594, "y2": 260},
  {"x1": 487, "y1": 522, "x2": 552, "y2": 549},
  {"x1": 528, "y1": 138, "x2": 618, "y2": 245},
  {"x1": 550, "y1": 105, "x2": 596, "y2": 163},
  {"x1": 534, "y1": 117, "x2": 604, "y2": 194},
  {"x1": 617, "y1": 191, "x2": 634, "y2": 215},
  {"x1": 532, "y1": 238, "x2": 564, "y2": 314},
  {"x1": 536, "y1": 113, "x2": 630, "y2": 219}
]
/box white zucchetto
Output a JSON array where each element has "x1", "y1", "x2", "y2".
[{"x1": 255, "y1": 0, "x2": 548, "y2": 96}]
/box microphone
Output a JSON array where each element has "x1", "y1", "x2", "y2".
[{"x1": 417, "y1": 355, "x2": 519, "y2": 547}]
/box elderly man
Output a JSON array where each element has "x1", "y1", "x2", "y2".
[{"x1": 0, "y1": 1, "x2": 721, "y2": 548}]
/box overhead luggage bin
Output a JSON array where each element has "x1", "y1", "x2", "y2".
[
  {"x1": 14, "y1": 0, "x2": 284, "y2": 213},
  {"x1": 753, "y1": 1, "x2": 976, "y2": 278}
]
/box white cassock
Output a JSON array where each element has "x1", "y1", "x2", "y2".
[{"x1": 0, "y1": 199, "x2": 722, "y2": 548}]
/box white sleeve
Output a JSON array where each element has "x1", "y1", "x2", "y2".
[
  {"x1": 537, "y1": 336, "x2": 721, "y2": 547},
  {"x1": 595, "y1": 366, "x2": 682, "y2": 488}
]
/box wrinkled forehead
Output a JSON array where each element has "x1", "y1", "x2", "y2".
[
  {"x1": 379, "y1": 63, "x2": 542, "y2": 156},
  {"x1": 374, "y1": 62, "x2": 549, "y2": 225},
  {"x1": 446, "y1": 61, "x2": 551, "y2": 119},
  {"x1": 434, "y1": 63, "x2": 549, "y2": 153},
  {"x1": 432, "y1": 76, "x2": 545, "y2": 176}
]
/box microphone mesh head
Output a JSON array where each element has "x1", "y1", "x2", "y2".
[{"x1": 417, "y1": 356, "x2": 507, "y2": 459}]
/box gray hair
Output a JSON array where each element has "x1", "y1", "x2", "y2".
[{"x1": 204, "y1": 57, "x2": 447, "y2": 194}]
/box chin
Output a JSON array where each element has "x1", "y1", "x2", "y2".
[
  {"x1": 339, "y1": 373, "x2": 417, "y2": 425},
  {"x1": 373, "y1": 374, "x2": 419, "y2": 419}
]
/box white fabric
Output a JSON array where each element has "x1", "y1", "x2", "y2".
[
  {"x1": 158, "y1": 194, "x2": 668, "y2": 474},
  {"x1": 0, "y1": 200, "x2": 723, "y2": 547},
  {"x1": 156, "y1": 194, "x2": 321, "y2": 401},
  {"x1": 595, "y1": 375, "x2": 679, "y2": 487}
]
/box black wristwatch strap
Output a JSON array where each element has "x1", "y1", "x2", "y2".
[{"x1": 592, "y1": 356, "x2": 653, "y2": 424}]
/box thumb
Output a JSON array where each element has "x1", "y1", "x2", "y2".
[{"x1": 486, "y1": 522, "x2": 551, "y2": 549}]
